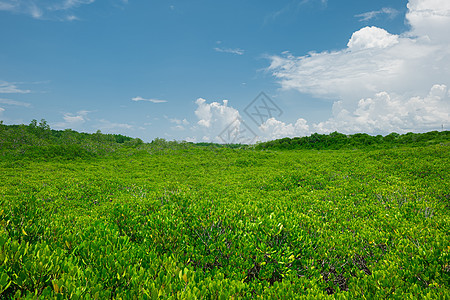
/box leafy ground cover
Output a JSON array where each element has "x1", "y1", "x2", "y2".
[{"x1": 0, "y1": 123, "x2": 449, "y2": 298}]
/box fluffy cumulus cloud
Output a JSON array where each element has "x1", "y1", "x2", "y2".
[
  {"x1": 195, "y1": 98, "x2": 240, "y2": 129},
  {"x1": 347, "y1": 26, "x2": 399, "y2": 50},
  {"x1": 193, "y1": 84, "x2": 448, "y2": 142},
  {"x1": 406, "y1": 0, "x2": 450, "y2": 41},
  {"x1": 259, "y1": 118, "x2": 309, "y2": 140},
  {"x1": 194, "y1": 98, "x2": 250, "y2": 143},
  {"x1": 267, "y1": 0, "x2": 450, "y2": 135},
  {"x1": 192, "y1": 98, "x2": 313, "y2": 143},
  {"x1": 314, "y1": 84, "x2": 450, "y2": 134}
]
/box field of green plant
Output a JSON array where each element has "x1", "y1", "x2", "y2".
[{"x1": 0, "y1": 124, "x2": 449, "y2": 298}]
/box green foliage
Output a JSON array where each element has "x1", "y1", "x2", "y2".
[
  {"x1": 0, "y1": 123, "x2": 449, "y2": 298},
  {"x1": 256, "y1": 131, "x2": 450, "y2": 150},
  {"x1": 0, "y1": 120, "x2": 149, "y2": 160}
]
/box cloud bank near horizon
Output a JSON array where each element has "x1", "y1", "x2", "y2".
[
  {"x1": 263, "y1": 0, "x2": 450, "y2": 139},
  {"x1": 191, "y1": 84, "x2": 449, "y2": 143}
]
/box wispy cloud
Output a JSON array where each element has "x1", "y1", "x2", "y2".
[
  {"x1": 214, "y1": 47, "x2": 245, "y2": 55},
  {"x1": 48, "y1": 0, "x2": 95, "y2": 12},
  {"x1": 266, "y1": 0, "x2": 327, "y2": 23},
  {"x1": 355, "y1": 7, "x2": 400, "y2": 22},
  {"x1": 0, "y1": 0, "x2": 123, "y2": 20},
  {"x1": 0, "y1": 81, "x2": 31, "y2": 94},
  {"x1": 97, "y1": 119, "x2": 133, "y2": 131},
  {"x1": 53, "y1": 110, "x2": 90, "y2": 129},
  {"x1": 0, "y1": 107, "x2": 5, "y2": 115},
  {"x1": 166, "y1": 116, "x2": 189, "y2": 131},
  {"x1": 0, "y1": 98, "x2": 31, "y2": 107},
  {"x1": 132, "y1": 96, "x2": 168, "y2": 103},
  {"x1": 167, "y1": 117, "x2": 189, "y2": 125},
  {"x1": 65, "y1": 15, "x2": 78, "y2": 21},
  {"x1": 0, "y1": 2, "x2": 15, "y2": 10}
]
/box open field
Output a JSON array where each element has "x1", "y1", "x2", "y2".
[{"x1": 0, "y1": 127, "x2": 449, "y2": 298}]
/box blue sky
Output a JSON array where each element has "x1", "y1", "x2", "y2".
[{"x1": 1, "y1": 0, "x2": 449, "y2": 143}]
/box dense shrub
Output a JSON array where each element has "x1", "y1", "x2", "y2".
[
  {"x1": 1, "y1": 121, "x2": 449, "y2": 298},
  {"x1": 256, "y1": 131, "x2": 450, "y2": 150}
]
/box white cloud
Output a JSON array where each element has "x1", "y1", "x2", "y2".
[
  {"x1": 251, "y1": 84, "x2": 449, "y2": 140},
  {"x1": 195, "y1": 98, "x2": 239, "y2": 129},
  {"x1": 191, "y1": 98, "x2": 260, "y2": 144},
  {"x1": 266, "y1": 0, "x2": 327, "y2": 23},
  {"x1": 259, "y1": 117, "x2": 309, "y2": 140},
  {"x1": 214, "y1": 47, "x2": 245, "y2": 55},
  {"x1": 355, "y1": 7, "x2": 400, "y2": 22},
  {"x1": 268, "y1": 26, "x2": 419, "y2": 101},
  {"x1": 0, "y1": 81, "x2": 31, "y2": 94},
  {"x1": 0, "y1": 2, "x2": 14, "y2": 10},
  {"x1": 53, "y1": 110, "x2": 90, "y2": 129},
  {"x1": 132, "y1": 96, "x2": 168, "y2": 103},
  {"x1": 168, "y1": 117, "x2": 189, "y2": 125},
  {"x1": 185, "y1": 136, "x2": 197, "y2": 143},
  {"x1": 0, "y1": 0, "x2": 122, "y2": 20},
  {"x1": 171, "y1": 125, "x2": 185, "y2": 131},
  {"x1": 406, "y1": 0, "x2": 450, "y2": 42},
  {"x1": 347, "y1": 26, "x2": 399, "y2": 50},
  {"x1": 0, "y1": 107, "x2": 5, "y2": 115},
  {"x1": 63, "y1": 114, "x2": 84, "y2": 124},
  {"x1": 48, "y1": 0, "x2": 95, "y2": 12},
  {"x1": 186, "y1": 83, "x2": 448, "y2": 143},
  {"x1": 167, "y1": 117, "x2": 189, "y2": 131},
  {"x1": 0, "y1": 98, "x2": 31, "y2": 107},
  {"x1": 65, "y1": 15, "x2": 78, "y2": 21},
  {"x1": 97, "y1": 119, "x2": 133, "y2": 131},
  {"x1": 193, "y1": 98, "x2": 253, "y2": 143},
  {"x1": 267, "y1": 0, "x2": 450, "y2": 134},
  {"x1": 313, "y1": 84, "x2": 450, "y2": 134}
]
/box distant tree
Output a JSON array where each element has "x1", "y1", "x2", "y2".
[
  {"x1": 93, "y1": 129, "x2": 107, "y2": 143},
  {"x1": 39, "y1": 119, "x2": 50, "y2": 131},
  {"x1": 124, "y1": 138, "x2": 144, "y2": 147},
  {"x1": 151, "y1": 138, "x2": 168, "y2": 147},
  {"x1": 384, "y1": 132, "x2": 400, "y2": 143},
  {"x1": 113, "y1": 134, "x2": 133, "y2": 143},
  {"x1": 29, "y1": 119, "x2": 38, "y2": 128}
]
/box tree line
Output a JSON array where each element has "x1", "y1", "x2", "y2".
[{"x1": 255, "y1": 131, "x2": 450, "y2": 150}]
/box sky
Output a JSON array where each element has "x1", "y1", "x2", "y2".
[{"x1": 1, "y1": 0, "x2": 449, "y2": 143}]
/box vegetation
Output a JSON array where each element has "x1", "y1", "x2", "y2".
[
  {"x1": 0, "y1": 121, "x2": 449, "y2": 298},
  {"x1": 256, "y1": 131, "x2": 450, "y2": 150},
  {"x1": 0, "y1": 119, "x2": 144, "y2": 160}
]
